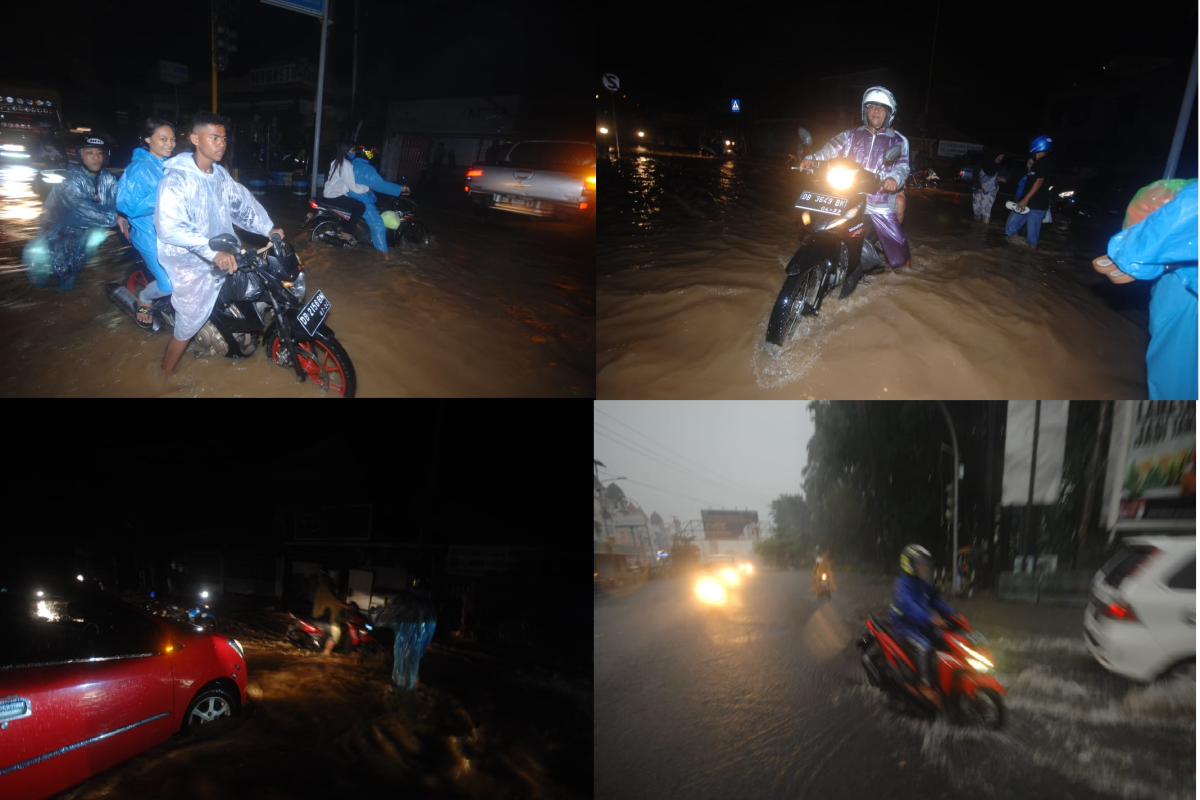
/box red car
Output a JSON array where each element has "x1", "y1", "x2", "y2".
[{"x1": 0, "y1": 576, "x2": 247, "y2": 800}]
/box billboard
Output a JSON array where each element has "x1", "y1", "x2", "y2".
[
  {"x1": 1116, "y1": 402, "x2": 1195, "y2": 521},
  {"x1": 1002, "y1": 401, "x2": 1069, "y2": 505},
  {"x1": 700, "y1": 509, "x2": 759, "y2": 540}
]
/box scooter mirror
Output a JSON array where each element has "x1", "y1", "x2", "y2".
[
  {"x1": 208, "y1": 233, "x2": 241, "y2": 254},
  {"x1": 797, "y1": 128, "x2": 813, "y2": 148},
  {"x1": 883, "y1": 144, "x2": 903, "y2": 165}
]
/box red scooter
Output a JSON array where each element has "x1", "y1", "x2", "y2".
[
  {"x1": 858, "y1": 610, "x2": 1006, "y2": 728},
  {"x1": 286, "y1": 604, "x2": 382, "y2": 654}
]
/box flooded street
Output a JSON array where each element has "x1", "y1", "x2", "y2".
[
  {"x1": 597, "y1": 151, "x2": 1152, "y2": 398},
  {"x1": 53, "y1": 601, "x2": 590, "y2": 800},
  {"x1": 0, "y1": 165, "x2": 594, "y2": 397}
]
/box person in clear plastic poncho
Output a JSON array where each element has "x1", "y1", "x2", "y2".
[
  {"x1": 371, "y1": 579, "x2": 437, "y2": 690},
  {"x1": 155, "y1": 112, "x2": 284, "y2": 377},
  {"x1": 24, "y1": 134, "x2": 130, "y2": 291}
]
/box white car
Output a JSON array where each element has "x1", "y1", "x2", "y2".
[{"x1": 1083, "y1": 535, "x2": 1195, "y2": 682}]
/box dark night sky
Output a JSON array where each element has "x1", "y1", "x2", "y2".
[
  {"x1": 599, "y1": 1, "x2": 1198, "y2": 156},
  {"x1": 1, "y1": 0, "x2": 589, "y2": 139}
]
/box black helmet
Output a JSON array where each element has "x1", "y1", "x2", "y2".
[
  {"x1": 67, "y1": 132, "x2": 111, "y2": 167},
  {"x1": 900, "y1": 544, "x2": 933, "y2": 578}
]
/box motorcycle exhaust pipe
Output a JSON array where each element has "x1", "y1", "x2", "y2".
[{"x1": 106, "y1": 283, "x2": 137, "y2": 316}]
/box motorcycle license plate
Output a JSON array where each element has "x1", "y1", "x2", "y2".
[
  {"x1": 297, "y1": 290, "x2": 331, "y2": 336},
  {"x1": 795, "y1": 191, "x2": 850, "y2": 216}
]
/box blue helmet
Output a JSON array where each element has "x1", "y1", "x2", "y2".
[{"x1": 1030, "y1": 135, "x2": 1053, "y2": 154}]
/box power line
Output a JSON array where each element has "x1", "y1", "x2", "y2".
[
  {"x1": 593, "y1": 427, "x2": 772, "y2": 509},
  {"x1": 593, "y1": 408, "x2": 772, "y2": 503}
]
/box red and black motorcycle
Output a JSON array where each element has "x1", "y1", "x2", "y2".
[
  {"x1": 286, "y1": 604, "x2": 382, "y2": 654},
  {"x1": 858, "y1": 610, "x2": 1006, "y2": 728}
]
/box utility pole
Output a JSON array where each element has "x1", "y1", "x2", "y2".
[
  {"x1": 351, "y1": 0, "x2": 359, "y2": 122},
  {"x1": 921, "y1": 0, "x2": 941, "y2": 156},
  {"x1": 937, "y1": 401, "x2": 959, "y2": 592},
  {"x1": 1022, "y1": 401, "x2": 1041, "y2": 572}
]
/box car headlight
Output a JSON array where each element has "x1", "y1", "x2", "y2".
[
  {"x1": 227, "y1": 638, "x2": 244, "y2": 659},
  {"x1": 720, "y1": 567, "x2": 740, "y2": 586},
  {"x1": 827, "y1": 166, "x2": 857, "y2": 191},
  {"x1": 1058, "y1": 190, "x2": 1074, "y2": 198},
  {"x1": 695, "y1": 576, "x2": 727, "y2": 605}
]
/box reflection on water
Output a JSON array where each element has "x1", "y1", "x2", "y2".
[{"x1": 598, "y1": 152, "x2": 1151, "y2": 399}]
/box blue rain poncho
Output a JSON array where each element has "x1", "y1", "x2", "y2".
[
  {"x1": 370, "y1": 589, "x2": 437, "y2": 690},
  {"x1": 155, "y1": 153, "x2": 275, "y2": 341},
  {"x1": 1106, "y1": 179, "x2": 1198, "y2": 400},
  {"x1": 24, "y1": 163, "x2": 120, "y2": 290},
  {"x1": 347, "y1": 157, "x2": 406, "y2": 253},
  {"x1": 117, "y1": 147, "x2": 172, "y2": 294}
]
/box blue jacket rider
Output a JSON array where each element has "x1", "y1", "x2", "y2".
[
  {"x1": 891, "y1": 544, "x2": 957, "y2": 706},
  {"x1": 346, "y1": 146, "x2": 408, "y2": 257},
  {"x1": 26, "y1": 134, "x2": 127, "y2": 291}
]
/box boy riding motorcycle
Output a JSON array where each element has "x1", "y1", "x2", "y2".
[
  {"x1": 797, "y1": 86, "x2": 912, "y2": 296},
  {"x1": 890, "y1": 544, "x2": 958, "y2": 707}
]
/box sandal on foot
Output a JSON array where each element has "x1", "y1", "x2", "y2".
[
  {"x1": 135, "y1": 302, "x2": 155, "y2": 331},
  {"x1": 1093, "y1": 256, "x2": 1136, "y2": 284}
]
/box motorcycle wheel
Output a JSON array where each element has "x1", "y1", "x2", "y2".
[
  {"x1": 124, "y1": 263, "x2": 151, "y2": 295},
  {"x1": 765, "y1": 261, "x2": 824, "y2": 348},
  {"x1": 267, "y1": 330, "x2": 357, "y2": 398},
  {"x1": 405, "y1": 221, "x2": 431, "y2": 247},
  {"x1": 311, "y1": 220, "x2": 346, "y2": 247},
  {"x1": 950, "y1": 686, "x2": 1005, "y2": 729}
]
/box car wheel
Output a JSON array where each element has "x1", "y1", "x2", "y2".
[{"x1": 183, "y1": 684, "x2": 238, "y2": 734}]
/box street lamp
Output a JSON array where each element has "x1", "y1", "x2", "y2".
[{"x1": 599, "y1": 127, "x2": 609, "y2": 134}]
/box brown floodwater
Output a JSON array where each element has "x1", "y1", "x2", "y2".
[
  {"x1": 597, "y1": 151, "x2": 1152, "y2": 399},
  {"x1": 0, "y1": 165, "x2": 594, "y2": 397},
  {"x1": 52, "y1": 604, "x2": 590, "y2": 800}
]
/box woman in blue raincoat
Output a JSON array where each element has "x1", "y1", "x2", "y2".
[
  {"x1": 371, "y1": 579, "x2": 437, "y2": 690},
  {"x1": 1093, "y1": 179, "x2": 1198, "y2": 399},
  {"x1": 346, "y1": 145, "x2": 409, "y2": 261},
  {"x1": 117, "y1": 119, "x2": 176, "y2": 329},
  {"x1": 25, "y1": 133, "x2": 129, "y2": 290}
]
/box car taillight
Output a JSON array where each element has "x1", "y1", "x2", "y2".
[
  {"x1": 1098, "y1": 599, "x2": 1140, "y2": 622},
  {"x1": 466, "y1": 169, "x2": 483, "y2": 178},
  {"x1": 586, "y1": 175, "x2": 596, "y2": 188}
]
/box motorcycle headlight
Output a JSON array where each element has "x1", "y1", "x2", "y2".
[
  {"x1": 961, "y1": 644, "x2": 993, "y2": 671},
  {"x1": 285, "y1": 271, "x2": 306, "y2": 301},
  {"x1": 827, "y1": 166, "x2": 857, "y2": 191},
  {"x1": 1058, "y1": 190, "x2": 1074, "y2": 198},
  {"x1": 227, "y1": 638, "x2": 244, "y2": 659}
]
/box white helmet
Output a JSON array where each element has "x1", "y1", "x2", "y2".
[{"x1": 862, "y1": 86, "x2": 897, "y2": 128}]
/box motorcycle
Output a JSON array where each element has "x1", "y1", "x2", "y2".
[
  {"x1": 858, "y1": 609, "x2": 1006, "y2": 728},
  {"x1": 286, "y1": 604, "x2": 382, "y2": 654},
  {"x1": 922, "y1": 168, "x2": 940, "y2": 188},
  {"x1": 764, "y1": 127, "x2": 904, "y2": 349},
  {"x1": 301, "y1": 187, "x2": 431, "y2": 253},
  {"x1": 905, "y1": 171, "x2": 925, "y2": 190},
  {"x1": 814, "y1": 568, "x2": 833, "y2": 600},
  {"x1": 106, "y1": 233, "x2": 357, "y2": 397},
  {"x1": 145, "y1": 589, "x2": 219, "y2": 630}
]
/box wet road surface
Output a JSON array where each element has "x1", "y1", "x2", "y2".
[
  {"x1": 594, "y1": 570, "x2": 1195, "y2": 800},
  {"x1": 50, "y1": 605, "x2": 590, "y2": 800},
  {"x1": 0, "y1": 165, "x2": 594, "y2": 397},
  {"x1": 597, "y1": 152, "x2": 1152, "y2": 399}
]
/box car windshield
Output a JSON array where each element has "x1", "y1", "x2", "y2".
[{"x1": 509, "y1": 142, "x2": 595, "y2": 168}]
